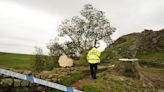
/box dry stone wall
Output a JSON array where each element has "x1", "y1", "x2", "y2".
[{"x1": 0, "y1": 67, "x2": 80, "y2": 92}]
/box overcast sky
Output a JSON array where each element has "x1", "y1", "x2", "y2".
[{"x1": 0, "y1": 0, "x2": 164, "y2": 54}]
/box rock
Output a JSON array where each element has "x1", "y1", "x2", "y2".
[
  {"x1": 21, "y1": 80, "x2": 29, "y2": 87},
  {"x1": 47, "y1": 74, "x2": 58, "y2": 79},
  {"x1": 0, "y1": 78, "x2": 13, "y2": 87},
  {"x1": 35, "y1": 75, "x2": 41, "y2": 78},
  {"x1": 14, "y1": 79, "x2": 21, "y2": 87},
  {"x1": 48, "y1": 74, "x2": 53, "y2": 79},
  {"x1": 37, "y1": 86, "x2": 46, "y2": 91},
  {"x1": 15, "y1": 88, "x2": 21, "y2": 92},
  {"x1": 52, "y1": 78, "x2": 57, "y2": 82},
  {"x1": 40, "y1": 71, "x2": 49, "y2": 79},
  {"x1": 41, "y1": 71, "x2": 49, "y2": 74},
  {"x1": 58, "y1": 54, "x2": 73, "y2": 67},
  {"x1": 41, "y1": 74, "x2": 48, "y2": 79},
  {"x1": 45, "y1": 79, "x2": 51, "y2": 82},
  {"x1": 29, "y1": 82, "x2": 36, "y2": 87},
  {"x1": 21, "y1": 87, "x2": 29, "y2": 92},
  {"x1": 53, "y1": 74, "x2": 59, "y2": 77},
  {"x1": 0, "y1": 74, "x2": 3, "y2": 81},
  {"x1": 23, "y1": 70, "x2": 32, "y2": 75},
  {"x1": 9, "y1": 68, "x2": 15, "y2": 71},
  {"x1": 57, "y1": 78, "x2": 62, "y2": 83},
  {"x1": 3, "y1": 75, "x2": 10, "y2": 78},
  {"x1": 138, "y1": 29, "x2": 164, "y2": 52}
]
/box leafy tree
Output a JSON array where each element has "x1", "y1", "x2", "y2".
[
  {"x1": 47, "y1": 39, "x2": 63, "y2": 67},
  {"x1": 47, "y1": 39, "x2": 64, "y2": 57},
  {"x1": 48, "y1": 4, "x2": 116, "y2": 57}
]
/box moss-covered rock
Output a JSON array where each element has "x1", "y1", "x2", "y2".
[
  {"x1": 37, "y1": 86, "x2": 46, "y2": 91},
  {"x1": 14, "y1": 79, "x2": 21, "y2": 87},
  {"x1": 0, "y1": 78, "x2": 13, "y2": 87},
  {"x1": 21, "y1": 80, "x2": 29, "y2": 87}
]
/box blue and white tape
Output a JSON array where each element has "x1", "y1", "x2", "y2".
[{"x1": 0, "y1": 68, "x2": 82, "y2": 92}]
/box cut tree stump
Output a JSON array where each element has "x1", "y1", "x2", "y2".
[{"x1": 115, "y1": 58, "x2": 141, "y2": 79}]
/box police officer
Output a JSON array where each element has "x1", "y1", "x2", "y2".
[{"x1": 87, "y1": 45, "x2": 101, "y2": 79}]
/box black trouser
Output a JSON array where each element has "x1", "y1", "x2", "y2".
[{"x1": 89, "y1": 63, "x2": 98, "y2": 79}]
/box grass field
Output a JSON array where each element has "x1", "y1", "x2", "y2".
[
  {"x1": 136, "y1": 52, "x2": 164, "y2": 60},
  {"x1": 0, "y1": 52, "x2": 34, "y2": 69}
]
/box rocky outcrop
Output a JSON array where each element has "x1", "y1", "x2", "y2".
[
  {"x1": 137, "y1": 29, "x2": 164, "y2": 53},
  {"x1": 106, "y1": 29, "x2": 164, "y2": 58}
]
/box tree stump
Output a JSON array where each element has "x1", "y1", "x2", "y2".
[{"x1": 115, "y1": 58, "x2": 140, "y2": 79}]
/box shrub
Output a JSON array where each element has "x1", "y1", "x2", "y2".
[{"x1": 32, "y1": 47, "x2": 56, "y2": 71}]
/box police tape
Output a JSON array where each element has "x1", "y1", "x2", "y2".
[
  {"x1": 119, "y1": 58, "x2": 138, "y2": 62},
  {"x1": 0, "y1": 68, "x2": 82, "y2": 92}
]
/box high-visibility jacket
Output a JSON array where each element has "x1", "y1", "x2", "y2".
[{"x1": 87, "y1": 47, "x2": 101, "y2": 64}]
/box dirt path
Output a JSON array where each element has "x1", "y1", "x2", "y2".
[
  {"x1": 70, "y1": 65, "x2": 112, "y2": 89},
  {"x1": 70, "y1": 75, "x2": 93, "y2": 89}
]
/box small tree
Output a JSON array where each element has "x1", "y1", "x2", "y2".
[
  {"x1": 32, "y1": 47, "x2": 54, "y2": 71},
  {"x1": 33, "y1": 47, "x2": 45, "y2": 71}
]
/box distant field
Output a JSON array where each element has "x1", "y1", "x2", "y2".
[{"x1": 0, "y1": 52, "x2": 34, "y2": 69}]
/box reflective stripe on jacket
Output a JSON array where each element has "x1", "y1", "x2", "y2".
[{"x1": 87, "y1": 47, "x2": 101, "y2": 64}]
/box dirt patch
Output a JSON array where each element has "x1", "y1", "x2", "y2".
[
  {"x1": 70, "y1": 65, "x2": 110, "y2": 90},
  {"x1": 70, "y1": 76, "x2": 93, "y2": 90}
]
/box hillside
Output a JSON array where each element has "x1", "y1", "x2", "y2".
[
  {"x1": 0, "y1": 29, "x2": 163, "y2": 92},
  {"x1": 0, "y1": 52, "x2": 34, "y2": 69},
  {"x1": 101, "y1": 29, "x2": 164, "y2": 61},
  {"x1": 82, "y1": 29, "x2": 164, "y2": 92}
]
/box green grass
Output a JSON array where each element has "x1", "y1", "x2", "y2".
[
  {"x1": 60, "y1": 71, "x2": 86, "y2": 86},
  {"x1": 102, "y1": 33, "x2": 140, "y2": 59},
  {"x1": 114, "y1": 33, "x2": 140, "y2": 50},
  {"x1": 83, "y1": 70, "x2": 157, "y2": 92},
  {"x1": 142, "y1": 67, "x2": 164, "y2": 75},
  {"x1": 137, "y1": 52, "x2": 164, "y2": 60},
  {"x1": 0, "y1": 52, "x2": 34, "y2": 68},
  {"x1": 83, "y1": 79, "x2": 107, "y2": 92}
]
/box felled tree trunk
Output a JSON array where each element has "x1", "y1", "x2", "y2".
[{"x1": 115, "y1": 60, "x2": 141, "y2": 79}]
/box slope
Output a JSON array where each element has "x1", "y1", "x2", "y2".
[{"x1": 0, "y1": 52, "x2": 34, "y2": 68}]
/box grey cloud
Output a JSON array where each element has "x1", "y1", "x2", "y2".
[{"x1": 10, "y1": 0, "x2": 92, "y2": 18}]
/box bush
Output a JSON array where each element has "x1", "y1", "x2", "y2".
[
  {"x1": 32, "y1": 55, "x2": 46, "y2": 72},
  {"x1": 32, "y1": 47, "x2": 56, "y2": 71},
  {"x1": 51, "y1": 56, "x2": 59, "y2": 67}
]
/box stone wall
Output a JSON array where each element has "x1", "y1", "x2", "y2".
[{"x1": 0, "y1": 67, "x2": 80, "y2": 92}]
